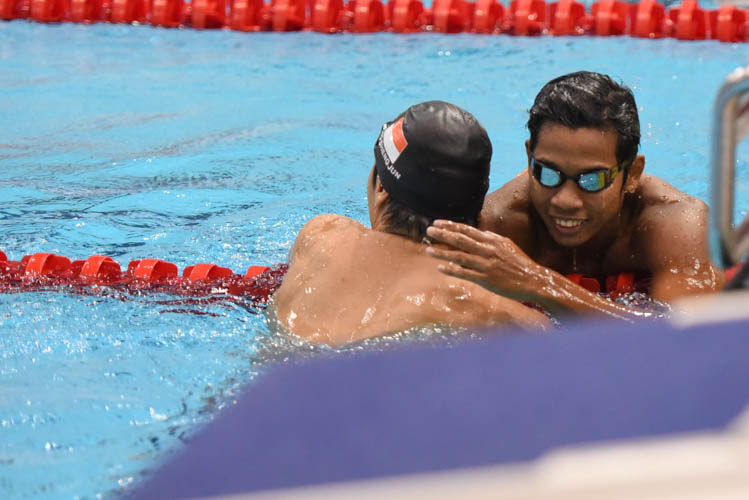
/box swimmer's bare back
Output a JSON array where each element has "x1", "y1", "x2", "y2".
[{"x1": 272, "y1": 214, "x2": 550, "y2": 346}]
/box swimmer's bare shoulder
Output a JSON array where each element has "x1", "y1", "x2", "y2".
[
  {"x1": 479, "y1": 172, "x2": 535, "y2": 251},
  {"x1": 633, "y1": 174, "x2": 708, "y2": 245},
  {"x1": 633, "y1": 174, "x2": 724, "y2": 299},
  {"x1": 288, "y1": 214, "x2": 365, "y2": 262}
]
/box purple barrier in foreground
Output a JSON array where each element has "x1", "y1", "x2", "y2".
[{"x1": 129, "y1": 317, "x2": 749, "y2": 499}]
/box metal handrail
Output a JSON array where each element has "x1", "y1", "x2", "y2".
[{"x1": 710, "y1": 65, "x2": 749, "y2": 269}]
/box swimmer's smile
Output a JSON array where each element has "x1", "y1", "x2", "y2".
[{"x1": 552, "y1": 217, "x2": 586, "y2": 235}]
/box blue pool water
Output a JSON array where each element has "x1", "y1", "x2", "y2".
[{"x1": 1, "y1": 18, "x2": 748, "y2": 499}]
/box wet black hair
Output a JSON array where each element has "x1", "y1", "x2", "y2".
[
  {"x1": 527, "y1": 71, "x2": 641, "y2": 167},
  {"x1": 373, "y1": 170, "x2": 479, "y2": 242}
]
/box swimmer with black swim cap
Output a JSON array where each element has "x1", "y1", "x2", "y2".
[
  {"x1": 273, "y1": 101, "x2": 549, "y2": 345},
  {"x1": 374, "y1": 101, "x2": 490, "y2": 224},
  {"x1": 425, "y1": 71, "x2": 724, "y2": 320}
]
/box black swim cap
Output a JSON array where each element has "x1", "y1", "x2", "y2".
[{"x1": 373, "y1": 101, "x2": 492, "y2": 221}]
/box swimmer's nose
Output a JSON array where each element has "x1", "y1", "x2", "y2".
[{"x1": 549, "y1": 180, "x2": 584, "y2": 211}]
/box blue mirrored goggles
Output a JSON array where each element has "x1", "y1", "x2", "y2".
[{"x1": 530, "y1": 156, "x2": 627, "y2": 193}]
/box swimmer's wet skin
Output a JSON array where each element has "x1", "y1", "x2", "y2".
[
  {"x1": 425, "y1": 71, "x2": 723, "y2": 321},
  {"x1": 272, "y1": 101, "x2": 550, "y2": 346}
]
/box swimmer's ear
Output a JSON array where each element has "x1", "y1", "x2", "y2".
[
  {"x1": 372, "y1": 174, "x2": 390, "y2": 204},
  {"x1": 624, "y1": 155, "x2": 645, "y2": 194},
  {"x1": 525, "y1": 140, "x2": 531, "y2": 166},
  {"x1": 375, "y1": 176, "x2": 386, "y2": 194},
  {"x1": 525, "y1": 140, "x2": 533, "y2": 179}
]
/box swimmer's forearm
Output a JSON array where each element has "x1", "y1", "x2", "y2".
[{"x1": 527, "y1": 266, "x2": 655, "y2": 321}]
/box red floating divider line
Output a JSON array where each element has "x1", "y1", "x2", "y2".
[
  {"x1": 350, "y1": 0, "x2": 385, "y2": 33},
  {"x1": 131, "y1": 258, "x2": 179, "y2": 283},
  {"x1": 389, "y1": 0, "x2": 423, "y2": 33},
  {"x1": 245, "y1": 265, "x2": 271, "y2": 279},
  {"x1": 70, "y1": 259, "x2": 86, "y2": 276},
  {"x1": 151, "y1": 0, "x2": 184, "y2": 27},
  {"x1": 433, "y1": 0, "x2": 473, "y2": 33},
  {"x1": 590, "y1": 0, "x2": 629, "y2": 36},
  {"x1": 566, "y1": 273, "x2": 601, "y2": 294},
  {"x1": 311, "y1": 0, "x2": 344, "y2": 33},
  {"x1": 471, "y1": 0, "x2": 504, "y2": 34},
  {"x1": 24, "y1": 253, "x2": 72, "y2": 277},
  {"x1": 715, "y1": 4, "x2": 749, "y2": 42},
  {"x1": 606, "y1": 272, "x2": 635, "y2": 299},
  {"x1": 549, "y1": 0, "x2": 585, "y2": 35},
  {"x1": 228, "y1": 0, "x2": 266, "y2": 30},
  {"x1": 1, "y1": 0, "x2": 30, "y2": 19},
  {"x1": 30, "y1": 0, "x2": 67, "y2": 22},
  {"x1": 510, "y1": 0, "x2": 547, "y2": 36},
  {"x1": 667, "y1": 0, "x2": 710, "y2": 40},
  {"x1": 110, "y1": 0, "x2": 149, "y2": 23},
  {"x1": 2, "y1": 0, "x2": 748, "y2": 42},
  {"x1": 272, "y1": 0, "x2": 307, "y2": 31},
  {"x1": 632, "y1": 0, "x2": 666, "y2": 38},
  {"x1": 80, "y1": 255, "x2": 122, "y2": 281},
  {"x1": 190, "y1": 0, "x2": 228, "y2": 28},
  {"x1": 0, "y1": 250, "x2": 286, "y2": 304},
  {"x1": 70, "y1": 0, "x2": 106, "y2": 23},
  {"x1": 183, "y1": 263, "x2": 234, "y2": 282}
]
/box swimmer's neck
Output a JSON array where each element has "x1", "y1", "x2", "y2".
[
  {"x1": 374, "y1": 228, "x2": 457, "y2": 252},
  {"x1": 370, "y1": 218, "x2": 467, "y2": 251}
]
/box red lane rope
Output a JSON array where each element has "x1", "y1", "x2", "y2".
[
  {"x1": 0, "y1": 0, "x2": 747, "y2": 42},
  {"x1": 0, "y1": 251, "x2": 287, "y2": 303}
]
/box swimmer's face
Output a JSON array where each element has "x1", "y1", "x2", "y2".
[{"x1": 527, "y1": 124, "x2": 638, "y2": 248}]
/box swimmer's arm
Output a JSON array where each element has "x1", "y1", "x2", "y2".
[
  {"x1": 640, "y1": 200, "x2": 724, "y2": 302},
  {"x1": 425, "y1": 220, "x2": 655, "y2": 322}
]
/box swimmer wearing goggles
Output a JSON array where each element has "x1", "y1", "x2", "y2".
[
  {"x1": 425, "y1": 71, "x2": 723, "y2": 322},
  {"x1": 530, "y1": 155, "x2": 628, "y2": 193}
]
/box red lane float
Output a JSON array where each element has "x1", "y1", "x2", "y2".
[
  {"x1": 715, "y1": 4, "x2": 748, "y2": 42},
  {"x1": 80, "y1": 255, "x2": 121, "y2": 281},
  {"x1": 110, "y1": 0, "x2": 148, "y2": 23},
  {"x1": 472, "y1": 0, "x2": 504, "y2": 33},
  {"x1": 632, "y1": 0, "x2": 666, "y2": 38},
  {"x1": 70, "y1": 0, "x2": 105, "y2": 23},
  {"x1": 3, "y1": 0, "x2": 749, "y2": 42},
  {"x1": 548, "y1": 0, "x2": 584, "y2": 35},
  {"x1": 311, "y1": 0, "x2": 343, "y2": 32},
  {"x1": 0, "y1": 0, "x2": 30, "y2": 20},
  {"x1": 183, "y1": 263, "x2": 233, "y2": 282},
  {"x1": 228, "y1": 0, "x2": 265, "y2": 30},
  {"x1": 590, "y1": 0, "x2": 629, "y2": 36},
  {"x1": 433, "y1": 0, "x2": 473, "y2": 33},
  {"x1": 666, "y1": 0, "x2": 712, "y2": 40},
  {"x1": 25, "y1": 252, "x2": 71, "y2": 276},
  {"x1": 0, "y1": 251, "x2": 287, "y2": 304},
  {"x1": 151, "y1": 0, "x2": 184, "y2": 27},
  {"x1": 30, "y1": 0, "x2": 67, "y2": 22},
  {"x1": 568, "y1": 272, "x2": 649, "y2": 299},
  {"x1": 389, "y1": 0, "x2": 423, "y2": 33},
  {"x1": 272, "y1": 0, "x2": 307, "y2": 31},
  {"x1": 190, "y1": 0, "x2": 227, "y2": 28},
  {"x1": 510, "y1": 0, "x2": 547, "y2": 36},
  {"x1": 350, "y1": 0, "x2": 385, "y2": 33}
]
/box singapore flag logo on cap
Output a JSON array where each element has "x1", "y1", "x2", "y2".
[{"x1": 379, "y1": 117, "x2": 408, "y2": 179}]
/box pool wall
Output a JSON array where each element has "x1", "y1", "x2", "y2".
[{"x1": 130, "y1": 308, "x2": 749, "y2": 498}]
